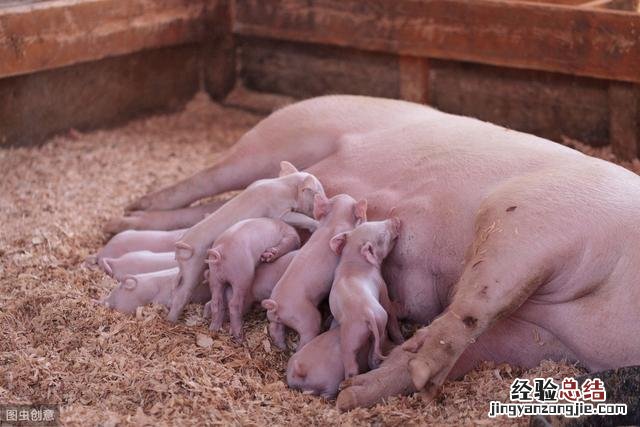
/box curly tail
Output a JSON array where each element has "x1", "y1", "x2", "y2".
[
  {"x1": 102, "y1": 258, "x2": 115, "y2": 276},
  {"x1": 261, "y1": 299, "x2": 280, "y2": 322},
  {"x1": 207, "y1": 247, "x2": 222, "y2": 264},
  {"x1": 175, "y1": 241, "x2": 195, "y2": 261}
]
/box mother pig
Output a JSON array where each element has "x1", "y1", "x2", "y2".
[{"x1": 108, "y1": 95, "x2": 640, "y2": 410}]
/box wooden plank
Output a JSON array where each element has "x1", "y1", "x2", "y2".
[
  {"x1": 234, "y1": 0, "x2": 640, "y2": 84},
  {"x1": 429, "y1": 60, "x2": 610, "y2": 145},
  {"x1": 0, "y1": 0, "x2": 219, "y2": 78},
  {"x1": 223, "y1": 84, "x2": 296, "y2": 115},
  {"x1": 203, "y1": 0, "x2": 236, "y2": 100},
  {"x1": 582, "y1": 0, "x2": 639, "y2": 9},
  {"x1": 239, "y1": 37, "x2": 400, "y2": 99},
  {"x1": 399, "y1": 56, "x2": 430, "y2": 104},
  {"x1": 0, "y1": 45, "x2": 200, "y2": 146},
  {"x1": 604, "y1": 0, "x2": 639, "y2": 10},
  {"x1": 609, "y1": 82, "x2": 640, "y2": 160}
]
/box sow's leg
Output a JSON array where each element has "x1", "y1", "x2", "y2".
[
  {"x1": 336, "y1": 198, "x2": 575, "y2": 410},
  {"x1": 126, "y1": 119, "x2": 341, "y2": 213},
  {"x1": 104, "y1": 199, "x2": 225, "y2": 234}
]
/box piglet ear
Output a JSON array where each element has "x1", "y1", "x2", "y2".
[
  {"x1": 313, "y1": 193, "x2": 331, "y2": 220},
  {"x1": 389, "y1": 216, "x2": 402, "y2": 234},
  {"x1": 122, "y1": 276, "x2": 138, "y2": 290},
  {"x1": 354, "y1": 199, "x2": 367, "y2": 224},
  {"x1": 279, "y1": 161, "x2": 299, "y2": 177},
  {"x1": 360, "y1": 242, "x2": 378, "y2": 265},
  {"x1": 329, "y1": 232, "x2": 348, "y2": 255},
  {"x1": 293, "y1": 359, "x2": 307, "y2": 378},
  {"x1": 300, "y1": 175, "x2": 320, "y2": 195}
]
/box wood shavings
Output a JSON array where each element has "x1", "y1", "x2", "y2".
[{"x1": 4, "y1": 92, "x2": 623, "y2": 425}]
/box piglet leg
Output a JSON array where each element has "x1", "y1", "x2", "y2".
[
  {"x1": 280, "y1": 211, "x2": 319, "y2": 232},
  {"x1": 260, "y1": 233, "x2": 300, "y2": 263},
  {"x1": 294, "y1": 303, "x2": 323, "y2": 350},
  {"x1": 207, "y1": 275, "x2": 227, "y2": 332},
  {"x1": 268, "y1": 321, "x2": 287, "y2": 350},
  {"x1": 227, "y1": 273, "x2": 255, "y2": 342},
  {"x1": 340, "y1": 321, "x2": 370, "y2": 378}
]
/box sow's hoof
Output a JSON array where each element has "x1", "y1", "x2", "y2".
[{"x1": 529, "y1": 365, "x2": 640, "y2": 427}]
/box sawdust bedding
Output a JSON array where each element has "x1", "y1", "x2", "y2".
[{"x1": 2, "y1": 93, "x2": 636, "y2": 426}]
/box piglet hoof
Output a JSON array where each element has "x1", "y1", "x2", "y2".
[
  {"x1": 336, "y1": 346, "x2": 415, "y2": 411},
  {"x1": 203, "y1": 302, "x2": 211, "y2": 319},
  {"x1": 267, "y1": 335, "x2": 287, "y2": 351},
  {"x1": 166, "y1": 310, "x2": 180, "y2": 324},
  {"x1": 209, "y1": 316, "x2": 224, "y2": 333},
  {"x1": 232, "y1": 330, "x2": 245, "y2": 344},
  {"x1": 84, "y1": 255, "x2": 99, "y2": 269},
  {"x1": 260, "y1": 248, "x2": 278, "y2": 263}
]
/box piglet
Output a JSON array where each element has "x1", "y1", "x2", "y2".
[
  {"x1": 87, "y1": 228, "x2": 186, "y2": 271},
  {"x1": 168, "y1": 162, "x2": 325, "y2": 323},
  {"x1": 328, "y1": 218, "x2": 404, "y2": 378},
  {"x1": 100, "y1": 267, "x2": 210, "y2": 315},
  {"x1": 102, "y1": 250, "x2": 178, "y2": 281},
  {"x1": 203, "y1": 250, "x2": 297, "y2": 321},
  {"x1": 262, "y1": 193, "x2": 367, "y2": 350},
  {"x1": 287, "y1": 326, "x2": 370, "y2": 399},
  {"x1": 207, "y1": 218, "x2": 301, "y2": 341}
]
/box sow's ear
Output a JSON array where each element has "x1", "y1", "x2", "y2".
[
  {"x1": 361, "y1": 242, "x2": 378, "y2": 265},
  {"x1": 313, "y1": 193, "x2": 331, "y2": 220},
  {"x1": 329, "y1": 232, "x2": 348, "y2": 255},
  {"x1": 279, "y1": 161, "x2": 299, "y2": 177},
  {"x1": 354, "y1": 199, "x2": 368, "y2": 224}
]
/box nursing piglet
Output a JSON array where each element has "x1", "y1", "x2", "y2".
[
  {"x1": 87, "y1": 228, "x2": 186, "y2": 271},
  {"x1": 207, "y1": 218, "x2": 300, "y2": 341},
  {"x1": 100, "y1": 267, "x2": 210, "y2": 315},
  {"x1": 329, "y1": 218, "x2": 403, "y2": 378},
  {"x1": 102, "y1": 250, "x2": 178, "y2": 281},
  {"x1": 203, "y1": 250, "x2": 297, "y2": 321},
  {"x1": 262, "y1": 194, "x2": 367, "y2": 350},
  {"x1": 287, "y1": 326, "x2": 370, "y2": 399}
]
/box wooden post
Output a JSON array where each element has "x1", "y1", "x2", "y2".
[
  {"x1": 399, "y1": 56, "x2": 430, "y2": 104},
  {"x1": 609, "y1": 82, "x2": 640, "y2": 160},
  {"x1": 203, "y1": 0, "x2": 236, "y2": 100}
]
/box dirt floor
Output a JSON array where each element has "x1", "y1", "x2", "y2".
[{"x1": 3, "y1": 93, "x2": 637, "y2": 426}]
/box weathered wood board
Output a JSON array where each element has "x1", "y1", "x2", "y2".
[
  {"x1": 234, "y1": 0, "x2": 640, "y2": 84},
  {"x1": 0, "y1": 45, "x2": 200, "y2": 146},
  {"x1": 0, "y1": 0, "x2": 220, "y2": 79},
  {"x1": 239, "y1": 37, "x2": 400, "y2": 99}
]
